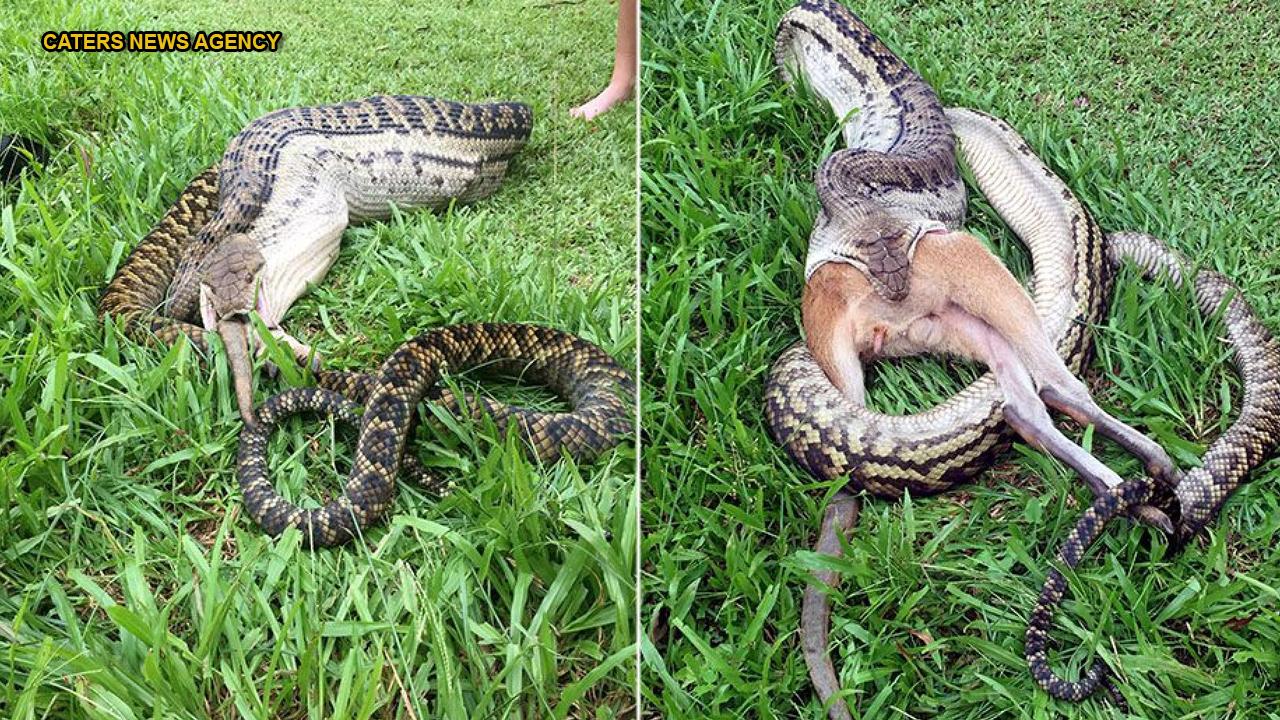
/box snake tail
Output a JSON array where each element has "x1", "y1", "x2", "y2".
[
  {"x1": 1028, "y1": 232, "x2": 1280, "y2": 704},
  {"x1": 1025, "y1": 478, "x2": 1158, "y2": 711},
  {"x1": 237, "y1": 323, "x2": 633, "y2": 548}
]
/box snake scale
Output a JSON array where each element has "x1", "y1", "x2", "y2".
[
  {"x1": 764, "y1": 0, "x2": 1280, "y2": 710},
  {"x1": 100, "y1": 96, "x2": 634, "y2": 547},
  {"x1": 165, "y1": 95, "x2": 533, "y2": 325},
  {"x1": 99, "y1": 167, "x2": 220, "y2": 353},
  {"x1": 101, "y1": 95, "x2": 533, "y2": 424},
  {"x1": 239, "y1": 323, "x2": 634, "y2": 548},
  {"x1": 1027, "y1": 232, "x2": 1280, "y2": 706}
]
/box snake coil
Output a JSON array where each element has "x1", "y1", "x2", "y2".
[
  {"x1": 766, "y1": 0, "x2": 1280, "y2": 711},
  {"x1": 237, "y1": 323, "x2": 634, "y2": 548},
  {"x1": 1026, "y1": 234, "x2": 1280, "y2": 707}
]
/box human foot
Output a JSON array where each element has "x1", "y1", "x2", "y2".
[{"x1": 570, "y1": 78, "x2": 634, "y2": 120}]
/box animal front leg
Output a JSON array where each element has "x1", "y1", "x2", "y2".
[
  {"x1": 254, "y1": 323, "x2": 322, "y2": 374},
  {"x1": 940, "y1": 307, "x2": 1173, "y2": 533}
]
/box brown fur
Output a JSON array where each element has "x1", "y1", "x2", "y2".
[
  {"x1": 803, "y1": 231, "x2": 1046, "y2": 390},
  {"x1": 803, "y1": 229, "x2": 1177, "y2": 522}
]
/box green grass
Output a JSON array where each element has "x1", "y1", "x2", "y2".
[
  {"x1": 640, "y1": 0, "x2": 1280, "y2": 717},
  {"x1": 0, "y1": 0, "x2": 637, "y2": 718}
]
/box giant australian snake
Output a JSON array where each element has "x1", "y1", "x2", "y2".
[
  {"x1": 764, "y1": 0, "x2": 1280, "y2": 709},
  {"x1": 100, "y1": 96, "x2": 634, "y2": 548}
]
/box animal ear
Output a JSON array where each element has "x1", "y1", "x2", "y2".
[{"x1": 198, "y1": 284, "x2": 219, "y2": 331}]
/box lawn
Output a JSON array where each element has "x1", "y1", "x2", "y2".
[
  {"x1": 640, "y1": 1, "x2": 1280, "y2": 718},
  {"x1": 0, "y1": 0, "x2": 637, "y2": 718}
]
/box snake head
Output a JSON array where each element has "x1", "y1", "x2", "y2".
[
  {"x1": 198, "y1": 233, "x2": 264, "y2": 320},
  {"x1": 811, "y1": 199, "x2": 914, "y2": 302},
  {"x1": 811, "y1": 153, "x2": 920, "y2": 302},
  {"x1": 845, "y1": 230, "x2": 911, "y2": 301},
  {"x1": 197, "y1": 233, "x2": 265, "y2": 427}
]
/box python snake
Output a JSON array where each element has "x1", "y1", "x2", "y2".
[
  {"x1": 764, "y1": 0, "x2": 1280, "y2": 709},
  {"x1": 1026, "y1": 233, "x2": 1280, "y2": 707},
  {"x1": 101, "y1": 95, "x2": 532, "y2": 423},
  {"x1": 98, "y1": 97, "x2": 633, "y2": 547},
  {"x1": 238, "y1": 323, "x2": 634, "y2": 548}
]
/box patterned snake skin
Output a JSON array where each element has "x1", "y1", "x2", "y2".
[
  {"x1": 1026, "y1": 233, "x2": 1280, "y2": 708},
  {"x1": 238, "y1": 323, "x2": 634, "y2": 548},
  {"x1": 166, "y1": 95, "x2": 532, "y2": 324},
  {"x1": 764, "y1": 0, "x2": 1280, "y2": 710},
  {"x1": 98, "y1": 168, "x2": 220, "y2": 352},
  {"x1": 98, "y1": 97, "x2": 633, "y2": 547},
  {"x1": 100, "y1": 96, "x2": 531, "y2": 403}
]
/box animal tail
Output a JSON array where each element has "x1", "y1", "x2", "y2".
[{"x1": 801, "y1": 490, "x2": 860, "y2": 720}]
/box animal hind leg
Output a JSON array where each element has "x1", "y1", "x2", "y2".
[
  {"x1": 995, "y1": 320, "x2": 1179, "y2": 484},
  {"x1": 922, "y1": 233, "x2": 1179, "y2": 489},
  {"x1": 939, "y1": 306, "x2": 1174, "y2": 533},
  {"x1": 1038, "y1": 380, "x2": 1179, "y2": 483}
]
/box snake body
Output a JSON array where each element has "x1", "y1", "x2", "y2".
[
  {"x1": 765, "y1": 0, "x2": 1280, "y2": 708},
  {"x1": 767, "y1": 0, "x2": 1105, "y2": 502},
  {"x1": 238, "y1": 323, "x2": 634, "y2": 548},
  {"x1": 98, "y1": 168, "x2": 220, "y2": 352},
  {"x1": 1027, "y1": 233, "x2": 1280, "y2": 706},
  {"x1": 167, "y1": 95, "x2": 531, "y2": 325},
  {"x1": 776, "y1": 1, "x2": 966, "y2": 300},
  {"x1": 99, "y1": 97, "x2": 633, "y2": 548},
  {"x1": 100, "y1": 95, "x2": 531, "y2": 352}
]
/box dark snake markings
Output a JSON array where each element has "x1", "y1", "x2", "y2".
[
  {"x1": 100, "y1": 96, "x2": 634, "y2": 548},
  {"x1": 1028, "y1": 233, "x2": 1280, "y2": 706},
  {"x1": 767, "y1": 0, "x2": 1280, "y2": 711},
  {"x1": 239, "y1": 323, "x2": 634, "y2": 548}
]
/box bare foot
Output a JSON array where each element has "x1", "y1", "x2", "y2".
[
  {"x1": 571, "y1": 0, "x2": 636, "y2": 121},
  {"x1": 570, "y1": 78, "x2": 634, "y2": 120}
]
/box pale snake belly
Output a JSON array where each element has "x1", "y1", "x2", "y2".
[
  {"x1": 102, "y1": 95, "x2": 533, "y2": 425},
  {"x1": 100, "y1": 96, "x2": 636, "y2": 547},
  {"x1": 763, "y1": 0, "x2": 1280, "y2": 711},
  {"x1": 102, "y1": 95, "x2": 531, "y2": 365}
]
